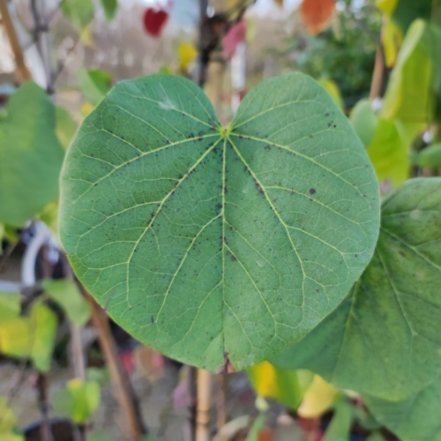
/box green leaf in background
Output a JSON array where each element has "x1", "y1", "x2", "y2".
[
  {"x1": 322, "y1": 398, "x2": 353, "y2": 441},
  {"x1": 271, "y1": 178, "x2": 441, "y2": 400},
  {"x1": 367, "y1": 119, "x2": 409, "y2": 188},
  {"x1": 62, "y1": 0, "x2": 94, "y2": 32},
  {"x1": 247, "y1": 361, "x2": 312, "y2": 410},
  {"x1": 430, "y1": 25, "x2": 441, "y2": 99},
  {"x1": 0, "y1": 319, "x2": 32, "y2": 359},
  {"x1": 0, "y1": 293, "x2": 21, "y2": 322},
  {"x1": 44, "y1": 279, "x2": 91, "y2": 326},
  {"x1": 0, "y1": 82, "x2": 64, "y2": 227},
  {"x1": 60, "y1": 73, "x2": 380, "y2": 370},
  {"x1": 54, "y1": 379, "x2": 101, "y2": 423},
  {"x1": 381, "y1": 19, "x2": 433, "y2": 142},
  {"x1": 349, "y1": 99, "x2": 378, "y2": 147},
  {"x1": 37, "y1": 201, "x2": 59, "y2": 235},
  {"x1": 366, "y1": 375, "x2": 441, "y2": 441},
  {"x1": 79, "y1": 69, "x2": 112, "y2": 106},
  {"x1": 30, "y1": 302, "x2": 57, "y2": 372},
  {"x1": 100, "y1": 0, "x2": 117, "y2": 20},
  {"x1": 391, "y1": 0, "x2": 434, "y2": 33},
  {"x1": 56, "y1": 106, "x2": 78, "y2": 149},
  {"x1": 414, "y1": 143, "x2": 441, "y2": 168}
]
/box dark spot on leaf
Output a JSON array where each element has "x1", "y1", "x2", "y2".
[
  {"x1": 264, "y1": 145, "x2": 271, "y2": 151},
  {"x1": 309, "y1": 188, "x2": 316, "y2": 195}
]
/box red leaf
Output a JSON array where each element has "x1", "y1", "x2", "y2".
[
  {"x1": 222, "y1": 19, "x2": 247, "y2": 59},
  {"x1": 143, "y1": 7, "x2": 169, "y2": 37},
  {"x1": 300, "y1": 0, "x2": 335, "y2": 35}
]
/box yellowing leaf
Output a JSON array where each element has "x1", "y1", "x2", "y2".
[
  {"x1": 0, "y1": 318, "x2": 32, "y2": 358},
  {"x1": 318, "y1": 79, "x2": 343, "y2": 110},
  {"x1": 247, "y1": 361, "x2": 311, "y2": 410},
  {"x1": 80, "y1": 25, "x2": 93, "y2": 46},
  {"x1": 382, "y1": 18, "x2": 403, "y2": 67},
  {"x1": 0, "y1": 300, "x2": 57, "y2": 370},
  {"x1": 0, "y1": 397, "x2": 23, "y2": 440},
  {"x1": 178, "y1": 42, "x2": 198, "y2": 73},
  {"x1": 376, "y1": 0, "x2": 398, "y2": 15},
  {"x1": 381, "y1": 20, "x2": 433, "y2": 141},
  {"x1": 81, "y1": 102, "x2": 94, "y2": 116},
  {"x1": 297, "y1": 375, "x2": 338, "y2": 418},
  {"x1": 300, "y1": 0, "x2": 335, "y2": 36}
]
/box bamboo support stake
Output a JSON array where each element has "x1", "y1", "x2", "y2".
[
  {"x1": 0, "y1": 0, "x2": 31, "y2": 82},
  {"x1": 83, "y1": 289, "x2": 147, "y2": 440},
  {"x1": 196, "y1": 369, "x2": 213, "y2": 441}
]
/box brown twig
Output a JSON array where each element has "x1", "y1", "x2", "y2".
[
  {"x1": 0, "y1": 0, "x2": 31, "y2": 82},
  {"x1": 51, "y1": 33, "x2": 81, "y2": 88},
  {"x1": 82, "y1": 287, "x2": 147, "y2": 440}
]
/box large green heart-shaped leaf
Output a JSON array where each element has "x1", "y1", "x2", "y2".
[
  {"x1": 59, "y1": 73, "x2": 380, "y2": 370},
  {"x1": 272, "y1": 178, "x2": 441, "y2": 400},
  {"x1": 0, "y1": 82, "x2": 64, "y2": 226},
  {"x1": 365, "y1": 375, "x2": 441, "y2": 441}
]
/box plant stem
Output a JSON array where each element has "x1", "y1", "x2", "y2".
[
  {"x1": 83, "y1": 288, "x2": 147, "y2": 440},
  {"x1": 0, "y1": 0, "x2": 32, "y2": 82},
  {"x1": 36, "y1": 373, "x2": 55, "y2": 441},
  {"x1": 369, "y1": 20, "x2": 386, "y2": 100},
  {"x1": 30, "y1": 0, "x2": 55, "y2": 93},
  {"x1": 216, "y1": 372, "x2": 227, "y2": 431},
  {"x1": 197, "y1": 0, "x2": 209, "y2": 86}
]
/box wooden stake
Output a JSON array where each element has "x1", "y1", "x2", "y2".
[
  {"x1": 0, "y1": 0, "x2": 32, "y2": 82},
  {"x1": 83, "y1": 289, "x2": 147, "y2": 440},
  {"x1": 196, "y1": 369, "x2": 213, "y2": 441}
]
